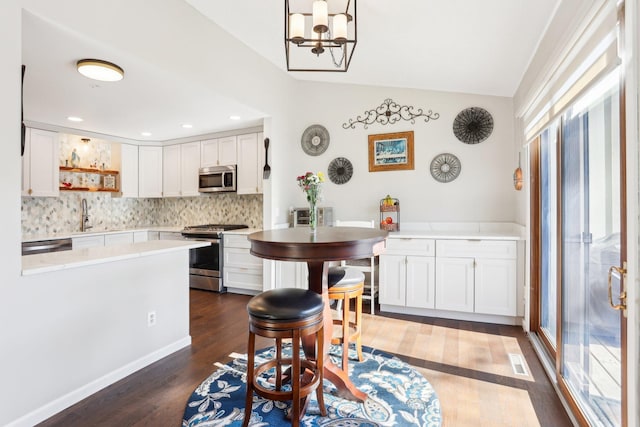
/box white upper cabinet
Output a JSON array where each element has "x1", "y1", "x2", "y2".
[
  {"x1": 163, "y1": 142, "x2": 201, "y2": 197},
  {"x1": 120, "y1": 144, "x2": 139, "y2": 198},
  {"x1": 201, "y1": 136, "x2": 237, "y2": 167},
  {"x1": 22, "y1": 128, "x2": 59, "y2": 197},
  {"x1": 162, "y1": 145, "x2": 181, "y2": 197},
  {"x1": 180, "y1": 142, "x2": 201, "y2": 197},
  {"x1": 237, "y1": 132, "x2": 264, "y2": 195},
  {"x1": 138, "y1": 146, "x2": 163, "y2": 198}
]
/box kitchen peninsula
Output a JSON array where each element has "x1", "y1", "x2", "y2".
[{"x1": 18, "y1": 240, "x2": 208, "y2": 424}]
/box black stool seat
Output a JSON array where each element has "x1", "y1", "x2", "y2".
[
  {"x1": 248, "y1": 288, "x2": 324, "y2": 321},
  {"x1": 328, "y1": 266, "x2": 365, "y2": 288}
]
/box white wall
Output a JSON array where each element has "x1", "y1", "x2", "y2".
[
  {"x1": 285, "y1": 82, "x2": 517, "y2": 225},
  {"x1": 0, "y1": 0, "x2": 27, "y2": 421},
  {"x1": 3, "y1": 0, "x2": 297, "y2": 425}
]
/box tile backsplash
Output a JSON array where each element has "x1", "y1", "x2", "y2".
[{"x1": 22, "y1": 192, "x2": 263, "y2": 239}]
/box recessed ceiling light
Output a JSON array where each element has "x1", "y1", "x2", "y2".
[
  {"x1": 67, "y1": 116, "x2": 83, "y2": 122},
  {"x1": 141, "y1": 131, "x2": 152, "y2": 137},
  {"x1": 76, "y1": 59, "x2": 124, "y2": 82},
  {"x1": 229, "y1": 115, "x2": 241, "y2": 120},
  {"x1": 181, "y1": 123, "x2": 193, "y2": 129}
]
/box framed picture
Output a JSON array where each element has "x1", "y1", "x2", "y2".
[{"x1": 368, "y1": 131, "x2": 414, "y2": 172}]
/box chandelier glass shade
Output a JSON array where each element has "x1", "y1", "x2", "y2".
[{"x1": 285, "y1": 0, "x2": 357, "y2": 72}]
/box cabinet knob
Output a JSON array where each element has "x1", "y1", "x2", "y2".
[{"x1": 28, "y1": 188, "x2": 33, "y2": 195}]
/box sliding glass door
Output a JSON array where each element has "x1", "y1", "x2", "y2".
[
  {"x1": 532, "y1": 67, "x2": 627, "y2": 427},
  {"x1": 539, "y1": 128, "x2": 558, "y2": 352},
  {"x1": 559, "y1": 69, "x2": 625, "y2": 427}
]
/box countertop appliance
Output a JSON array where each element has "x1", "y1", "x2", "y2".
[
  {"x1": 292, "y1": 206, "x2": 334, "y2": 227},
  {"x1": 198, "y1": 165, "x2": 236, "y2": 193},
  {"x1": 22, "y1": 238, "x2": 72, "y2": 255},
  {"x1": 181, "y1": 224, "x2": 248, "y2": 292}
]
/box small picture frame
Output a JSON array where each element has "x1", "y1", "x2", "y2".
[
  {"x1": 368, "y1": 131, "x2": 415, "y2": 172},
  {"x1": 103, "y1": 175, "x2": 116, "y2": 189}
]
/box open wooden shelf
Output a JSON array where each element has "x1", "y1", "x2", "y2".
[
  {"x1": 59, "y1": 166, "x2": 119, "y2": 175},
  {"x1": 59, "y1": 186, "x2": 119, "y2": 192}
]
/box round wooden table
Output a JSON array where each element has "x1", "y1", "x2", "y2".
[{"x1": 248, "y1": 226, "x2": 387, "y2": 402}]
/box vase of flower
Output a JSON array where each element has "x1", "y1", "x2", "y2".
[
  {"x1": 308, "y1": 201, "x2": 318, "y2": 233},
  {"x1": 297, "y1": 171, "x2": 325, "y2": 234}
]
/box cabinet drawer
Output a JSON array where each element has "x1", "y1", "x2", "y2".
[
  {"x1": 224, "y1": 234, "x2": 251, "y2": 249},
  {"x1": 436, "y1": 240, "x2": 516, "y2": 259},
  {"x1": 385, "y1": 238, "x2": 435, "y2": 255},
  {"x1": 224, "y1": 248, "x2": 263, "y2": 269},
  {"x1": 224, "y1": 267, "x2": 263, "y2": 291}
]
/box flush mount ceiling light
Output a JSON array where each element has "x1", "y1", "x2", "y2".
[
  {"x1": 67, "y1": 116, "x2": 83, "y2": 122},
  {"x1": 285, "y1": 0, "x2": 357, "y2": 72},
  {"x1": 76, "y1": 59, "x2": 124, "y2": 82}
]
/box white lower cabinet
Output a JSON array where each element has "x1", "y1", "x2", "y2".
[
  {"x1": 223, "y1": 234, "x2": 263, "y2": 294},
  {"x1": 72, "y1": 235, "x2": 105, "y2": 249},
  {"x1": 104, "y1": 232, "x2": 134, "y2": 247},
  {"x1": 474, "y1": 257, "x2": 517, "y2": 316},
  {"x1": 436, "y1": 240, "x2": 517, "y2": 317},
  {"x1": 379, "y1": 238, "x2": 436, "y2": 309},
  {"x1": 434, "y1": 257, "x2": 475, "y2": 312},
  {"x1": 379, "y1": 254, "x2": 435, "y2": 309},
  {"x1": 380, "y1": 237, "x2": 518, "y2": 323},
  {"x1": 274, "y1": 261, "x2": 308, "y2": 290},
  {"x1": 133, "y1": 231, "x2": 149, "y2": 242}
]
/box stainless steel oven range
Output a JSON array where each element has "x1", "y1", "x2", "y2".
[{"x1": 181, "y1": 224, "x2": 248, "y2": 292}]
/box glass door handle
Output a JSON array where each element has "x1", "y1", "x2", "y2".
[{"x1": 607, "y1": 263, "x2": 627, "y2": 312}]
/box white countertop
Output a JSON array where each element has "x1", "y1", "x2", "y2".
[
  {"x1": 385, "y1": 222, "x2": 524, "y2": 240},
  {"x1": 387, "y1": 230, "x2": 522, "y2": 240},
  {"x1": 22, "y1": 226, "x2": 185, "y2": 242},
  {"x1": 21, "y1": 240, "x2": 209, "y2": 276}
]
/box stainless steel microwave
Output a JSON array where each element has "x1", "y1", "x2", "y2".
[
  {"x1": 292, "y1": 207, "x2": 334, "y2": 227},
  {"x1": 198, "y1": 165, "x2": 236, "y2": 193}
]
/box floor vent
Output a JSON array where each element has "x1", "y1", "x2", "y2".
[{"x1": 508, "y1": 353, "x2": 529, "y2": 376}]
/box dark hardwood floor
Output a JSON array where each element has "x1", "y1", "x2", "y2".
[{"x1": 38, "y1": 290, "x2": 572, "y2": 427}]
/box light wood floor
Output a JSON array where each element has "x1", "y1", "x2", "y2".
[{"x1": 38, "y1": 291, "x2": 572, "y2": 427}]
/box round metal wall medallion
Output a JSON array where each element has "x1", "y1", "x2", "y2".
[
  {"x1": 430, "y1": 153, "x2": 461, "y2": 183},
  {"x1": 327, "y1": 157, "x2": 353, "y2": 185},
  {"x1": 453, "y1": 107, "x2": 493, "y2": 144},
  {"x1": 301, "y1": 124, "x2": 330, "y2": 156}
]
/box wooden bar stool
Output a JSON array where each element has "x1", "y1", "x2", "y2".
[
  {"x1": 243, "y1": 288, "x2": 326, "y2": 427},
  {"x1": 327, "y1": 266, "x2": 364, "y2": 371}
]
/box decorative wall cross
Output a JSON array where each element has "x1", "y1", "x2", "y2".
[{"x1": 342, "y1": 98, "x2": 440, "y2": 129}]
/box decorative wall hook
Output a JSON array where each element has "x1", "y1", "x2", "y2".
[{"x1": 342, "y1": 98, "x2": 440, "y2": 129}]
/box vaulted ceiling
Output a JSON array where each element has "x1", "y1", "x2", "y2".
[{"x1": 22, "y1": 1, "x2": 560, "y2": 142}]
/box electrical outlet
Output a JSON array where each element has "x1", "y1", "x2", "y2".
[{"x1": 147, "y1": 311, "x2": 156, "y2": 327}]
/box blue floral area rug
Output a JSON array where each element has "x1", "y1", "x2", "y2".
[{"x1": 182, "y1": 345, "x2": 441, "y2": 426}]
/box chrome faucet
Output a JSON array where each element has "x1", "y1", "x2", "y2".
[{"x1": 81, "y1": 198, "x2": 92, "y2": 232}]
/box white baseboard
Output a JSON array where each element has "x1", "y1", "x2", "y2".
[
  {"x1": 379, "y1": 304, "x2": 521, "y2": 326},
  {"x1": 6, "y1": 336, "x2": 192, "y2": 427}
]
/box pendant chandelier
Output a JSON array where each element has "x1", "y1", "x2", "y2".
[{"x1": 285, "y1": 0, "x2": 357, "y2": 72}]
